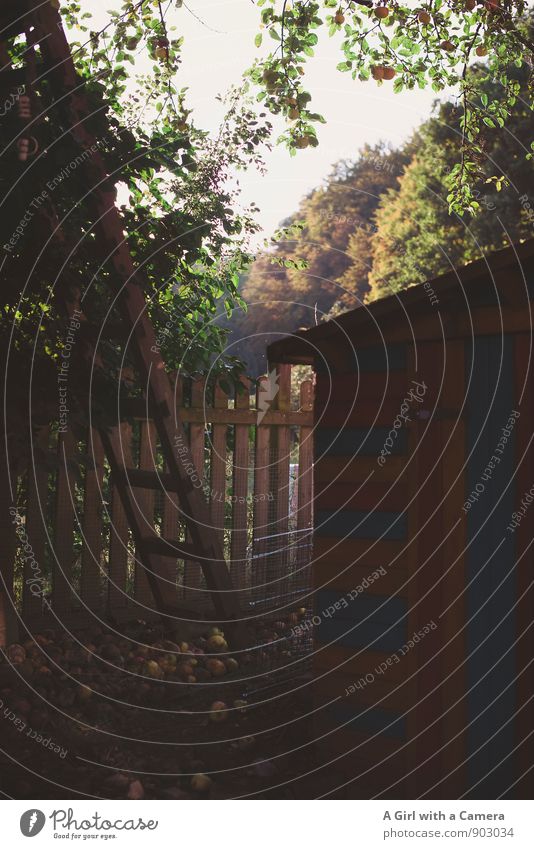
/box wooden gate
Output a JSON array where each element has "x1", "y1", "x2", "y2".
[{"x1": 0, "y1": 365, "x2": 314, "y2": 644}]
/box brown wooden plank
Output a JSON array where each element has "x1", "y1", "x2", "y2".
[
  {"x1": 313, "y1": 644, "x2": 410, "y2": 683},
  {"x1": 108, "y1": 422, "x2": 131, "y2": 611},
  {"x1": 315, "y1": 455, "x2": 406, "y2": 485},
  {"x1": 119, "y1": 400, "x2": 312, "y2": 426},
  {"x1": 210, "y1": 381, "x2": 229, "y2": 553},
  {"x1": 231, "y1": 376, "x2": 250, "y2": 595},
  {"x1": 184, "y1": 377, "x2": 206, "y2": 601},
  {"x1": 115, "y1": 468, "x2": 179, "y2": 491},
  {"x1": 80, "y1": 429, "x2": 105, "y2": 613},
  {"x1": 101, "y1": 425, "x2": 178, "y2": 613},
  {"x1": 53, "y1": 429, "x2": 77, "y2": 614},
  {"x1": 0, "y1": 452, "x2": 20, "y2": 646},
  {"x1": 270, "y1": 365, "x2": 291, "y2": 591},
  {"x1": 135, "y1": 421, "x2": 157, "y2": 606},
  {"x1": 162, "y1": 374, "x2": 182, "y2": 596},
  {"x1": 142, "y1": 537, "x2": 199, "y2": 559},
  {"x1": 23, "y1": 427, "x2": 49, "y2": 623},
  {"x1": 297, "y1": 379, "x2": 314, "y2": 529},
  {"x1": 296, "y1": 378, "x2": 314, "y2": 597},
  {"x1": 252, "y1": 374, "x2": 272, "y2": 595},
  {"x1": 329, "y1": 306, "x2": 534, "y2": 349}
]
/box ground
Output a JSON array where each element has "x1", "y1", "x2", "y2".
[{"x1": 0, "y1": 616, "x2": 320, "y2": 800}]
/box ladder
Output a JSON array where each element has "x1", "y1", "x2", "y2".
[{"x1": 2, "y1": 1, "x2": 247, "y2": 645}]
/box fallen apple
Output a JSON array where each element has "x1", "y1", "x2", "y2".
[
  {"x1": 6, "y1": 644, "x2": 26, "y2": 665},
  {"x1": 191, "y1": 773, "x2": 212, "y2": 793},
  {"x1": 177, "y1": 662, "x2": 195, "y2": 679},
  {"x1": 206, "y1": 659, "x2": 226, "y2": 678},
  {"x1": 207, "y1": 635, "x2": 228, "y2": 652},
  {"x1": 77, "y1": 685, "x2": 93, "y2": 702},
  {"x1": 209, "y1": 700, "x2": 229, "y2": 722},
  {"x1": 144, "y1": 660, "x2": 163, "y2": 679}
]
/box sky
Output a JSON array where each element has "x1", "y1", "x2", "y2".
[{"x1": 88, "y1": 0, "x2": 447, "y2": 238}]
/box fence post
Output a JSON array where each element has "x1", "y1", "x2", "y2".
[
  {"x1": 23, "y1": 426, "x2": 50, "y2": 622},
  {"x1": 0, "y1": 451, "x2": 20, "y2": 646},
  {"x1": 81, "y1": 429, "x2": 105, "y2": 613},
  {"x1": 53, "y1": 428, "x2": 77, "y2": 615},
  {"x1": 135, "y1": 420, "x2": 157, "y2": 607},
  {"x1": 108, "y1": 421, "x2": 131, "y2": 613},
  {"x1": 252, "y1": 374, "x2": 272, "y2": 606},
  {"x1": 184, "y1": 376, "x2": 205, "y2": 602},
  {"x1": 210, "y1": 381, "x2": 229, "y2": 554},
  {"x1": 269, "y1": 364, "x2": 291, "y2": 597},
  {"x1": 296, "y1": 378, "x2": 314, "y2": 589},
  {"x1": 231, "y1": 376, "x2": 251, "y2": 596}
]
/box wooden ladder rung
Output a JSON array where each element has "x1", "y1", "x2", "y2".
[
  {"x1": 79, "y1": 322, "x2": 130, "y2": 342},
  {"x1": 115, "y1": 468, "x2": 179, "y2": 491},
  {"x1": 142, "y1": 536, "x2": 203, "y2": 560}
]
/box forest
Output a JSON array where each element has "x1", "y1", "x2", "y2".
[{"x1": 227, "y1": 60, "x2": 534, "y2": 375}]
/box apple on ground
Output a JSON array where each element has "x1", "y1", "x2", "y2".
[
  {"x1": 209, "y1": 700, "x2": 229, "y2": 722},
  {"x1": 191, "y1": 773, "x2": 212, "y2": 793}
]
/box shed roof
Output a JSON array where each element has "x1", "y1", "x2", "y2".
[{"x1": 267, "y1": 238, "x2": 534, "y2": 365}]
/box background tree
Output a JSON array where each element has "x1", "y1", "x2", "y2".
[
  {"x1": 226, "y1": 144, "x2": 407, "y2": 373},
  {"x1": 226, "y1": 57, "x2": 533, "y2": 373},
  {"x1": 367, "y1": 61, "x2": 534, "y2": 299}
]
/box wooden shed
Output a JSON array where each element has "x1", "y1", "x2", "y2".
[{"x1": 268, "y1": 238, "x2": 534, "y2": 799}]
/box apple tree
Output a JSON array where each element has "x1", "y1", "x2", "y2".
[{"x1": 247, "y1": 0, "x2": 533, "y2": 212}]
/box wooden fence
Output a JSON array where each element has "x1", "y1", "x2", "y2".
[{"x1": 0, "y1": 364, "x2": 314, "y2": 643}]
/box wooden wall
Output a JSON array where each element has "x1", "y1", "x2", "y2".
[{"x1": 310, "y1": 331, "x2": 534, "y2": 799}]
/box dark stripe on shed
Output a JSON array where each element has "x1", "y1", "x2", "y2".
[
  {"x1": 315, "y1": 427, "x2": 407, "y2": 458},
  {"x1": 315, "y1": 590, "x2": 408, "y2": 651},
  {"x1": 315, "y1": 509, "x2": 407, "y2": 541},
  {"x1": 328, "y1": 702, "x2": 407, "y2": 739},
  {"x1": 465, "y1": 334, "x2": 516, "y2": 798},
  {"x1": 316, "y1": 590, "x2": 407, "y2": 624},
  {"x1": 315, "y1": 344, "x2": 407, "y2": 374}
]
